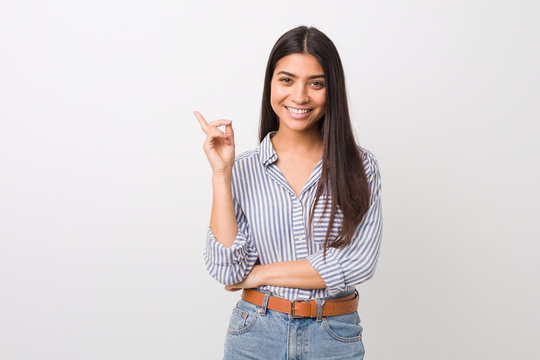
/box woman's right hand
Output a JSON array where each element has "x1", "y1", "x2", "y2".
[{"x1": 194, "y1": 110, "x2": 235, "y2": 175}]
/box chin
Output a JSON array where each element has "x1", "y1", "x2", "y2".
[{"x1": 281, "y1": 121, "x2": 317, "y2": 132}]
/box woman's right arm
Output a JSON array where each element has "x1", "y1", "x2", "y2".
[
  {"x1": 194, "y1": 111, "x2": 259, "y2": 285},
  {"x1": 209, "y1": 172, "x2": 237, "y2": 248}
]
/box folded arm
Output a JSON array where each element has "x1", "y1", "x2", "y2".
[
  {"x1": 203, "y1": 173, "x2": 259, "y2": 285},
  {"x1": 226, "y1": 158, "x2": 383, "y2": 295}
]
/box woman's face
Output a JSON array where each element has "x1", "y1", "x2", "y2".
[{"x1": 270, "y1": 53, "x2": 326, "y2": 134}]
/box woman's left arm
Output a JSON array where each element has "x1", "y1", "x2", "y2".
[
  {"x1": 224, "y1": 259, "x2": 326, "y2": 291},
  {"x1": 225, "y1": 154, "x2": 383, "y2": 293}
]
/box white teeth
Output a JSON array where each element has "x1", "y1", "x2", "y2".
[{"x1": 287, "y1": 107, "x2": 311, "y2": 114}]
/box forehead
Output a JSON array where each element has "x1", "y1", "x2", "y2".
[{"x1": 273, "y1": 53, "x2": 324, "y2": 76}]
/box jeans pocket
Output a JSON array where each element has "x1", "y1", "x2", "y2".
[
  {"x1": 226, "y1": 299, "x2": 260, "y2": 335},
  {"x1": 322, "y1": 311, "x2": 363, "y2": 342}
]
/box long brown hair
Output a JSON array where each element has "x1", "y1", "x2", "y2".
[{"x1": 259, "y1": 26, "x2": 371, "y2": 261}]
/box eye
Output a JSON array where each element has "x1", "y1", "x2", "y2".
[
  {"x1": 279, "y1": 77, "x2": 292, "y2": 83},
  {"x1": 311, "y1": 81, "x2": 325, "y2": 88}
]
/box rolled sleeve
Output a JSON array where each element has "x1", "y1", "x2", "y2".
[
  {"x1": 307, "y1": 155, "x2": 383, "y2": 295},
  {"x1": 307, "y1": 247, "x2": 346, "y2": 292},
  {"x1": 203, "y1": 197, "x2": 259, "y2": 285},
  {"x1": 205, "y1": 224, "x2": 250, "y2": 265}
]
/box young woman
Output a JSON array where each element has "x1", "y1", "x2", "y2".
[{"x1": 195, "y1": 25, "x2": 382, "y2": 360}]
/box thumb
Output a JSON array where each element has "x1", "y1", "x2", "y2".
[{"x1": 224, "y1": 122, "x2": 234, "y2": 137}]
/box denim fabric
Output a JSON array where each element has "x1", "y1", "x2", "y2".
[{"x1": 223, "y1": 289, "x2": 364, "y2": 360}]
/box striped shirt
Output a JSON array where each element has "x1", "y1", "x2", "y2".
[{"x1": 203, "y1": 130, "x2": 383, "y2": 300}]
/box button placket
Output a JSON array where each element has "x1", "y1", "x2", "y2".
[{"x1": 291, "y1": 194, "x2": 308, "y2": 261}]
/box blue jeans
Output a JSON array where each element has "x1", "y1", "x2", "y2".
[{"x1": 223, "y1": 289, "x2": 364, "y2": 359}]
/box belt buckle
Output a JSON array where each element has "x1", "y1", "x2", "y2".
[{"x1": 291, "y1": 299, "x2": 307, "y2": 318}]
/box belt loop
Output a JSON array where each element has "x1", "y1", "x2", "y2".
[
  {"x1": 316, "y1": 299, "x2": 325, "y2": 322},
  {"x1": 260, "y1": 292, "x2": 270, "y2": 316}
]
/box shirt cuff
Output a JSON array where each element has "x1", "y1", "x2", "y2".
[
  {"x1": 307, "y1": 247, "x2": 346, "y2": 295},
  {"x1": 204, "y1": 226, "x2": 250, "y2": 266}
]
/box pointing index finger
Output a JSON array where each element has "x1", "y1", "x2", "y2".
[{"x1": 193, "y1": 110, "x2": 208, "y2": 133}]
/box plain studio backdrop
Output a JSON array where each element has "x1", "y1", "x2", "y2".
[{"x1": 1, "y1": 0, "x2": 538, "y2": 359}]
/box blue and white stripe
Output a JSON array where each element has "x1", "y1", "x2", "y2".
[{"x1": 203, "y1": 130, "x2": 383, "y2": 300}]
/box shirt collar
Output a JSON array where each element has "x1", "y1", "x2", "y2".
[{"x1": 258, "y1": 130, "x2": 278, "y2": 167}]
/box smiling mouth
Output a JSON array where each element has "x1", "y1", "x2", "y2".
[{"x1": 285, "y1": 106, "x2": 313, "y2": 114}]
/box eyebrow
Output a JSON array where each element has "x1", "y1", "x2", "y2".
[{"x1": 276, "y1": 71, "x2": 325, "y2": 80}]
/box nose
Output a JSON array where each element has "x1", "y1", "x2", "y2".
[{"x1": 292, "y1": 84, "x2": 309, "y2": 104}]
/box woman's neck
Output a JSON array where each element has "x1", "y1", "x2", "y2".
[{"x1": 270, "y1": 127, "x2": 323, "y2": 159}]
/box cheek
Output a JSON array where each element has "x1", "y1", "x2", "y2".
[
  {"x1": 270, "y1": 88, "x2": 286, "y2": 108},
  {"x1": 315, "y1": 93, "x2": 326, "y2": 110}
]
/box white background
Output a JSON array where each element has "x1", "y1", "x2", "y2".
[{"x1": 1, "y1": 0, "x2": 539, "y2": 359}]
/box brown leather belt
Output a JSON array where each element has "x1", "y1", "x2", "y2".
[{"x1": 241, "y1": 288, "x2": 359, "y2": 318}]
